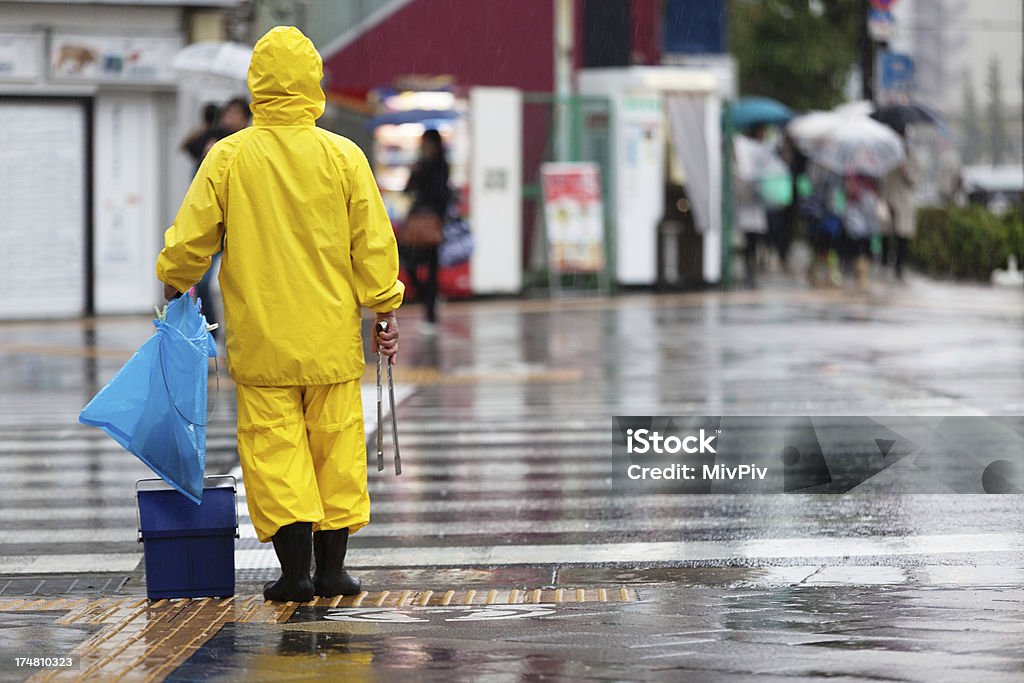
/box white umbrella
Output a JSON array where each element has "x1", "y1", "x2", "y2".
[
  {"x1": 833, "y1": 99, "x2": 875, "y2": 117},
  {"x1": 787, "y1": 110, "x2": 850, "y2": 153},
  {"x1": 172, "y1": 41, "x2": 253, "y2": 81},
  {"x1": 813, "y1": 117, "x2": 905, "y2": 177}
]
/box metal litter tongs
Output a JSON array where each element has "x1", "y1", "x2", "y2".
[{"x1": 375, "y1": 320, "x2": 402, "y2": 475}]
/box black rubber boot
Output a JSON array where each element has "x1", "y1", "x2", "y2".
[
  {"x1": 312, "y1": 528, "x2": 362, "y2": 597},
  {"x1": 263, "y1": 522, "x2": 315, "y2": 602}
]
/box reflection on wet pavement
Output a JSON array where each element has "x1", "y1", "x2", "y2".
[
  {"x1": 163, "y1": 585, "x2": 1024, "y2": 682},
  {"x1": 1, "y1": 279, "x2": 1023, "y2": 679},
  {"x1": 0, "y1": 613, "x2": 95, "y2": 682}
]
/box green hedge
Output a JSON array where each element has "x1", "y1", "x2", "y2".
[{"x1": 911, "y1": 206, "x2": 1024, "y2": 280}]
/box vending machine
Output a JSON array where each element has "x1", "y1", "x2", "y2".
[{"x1": 368, "y1": 88, "x2": 472, "y2": 298}]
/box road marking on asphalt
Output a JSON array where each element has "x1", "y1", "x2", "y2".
[
  {"x1": 388, "y1": 367, "x2": 584, "y2": 385},
  {"x1": 12, "y1": 492, "x2": 1007, "y2": 521},
  {"x1": 320, "y1": 604, "x2": 562, "y2": 623},
  {"x1": 0, "y1": 553, "x2": 141, "y2": 575},
  {"x1": 233, "y1": 532, "x2": 1024, "y2": 569},
  {"x1": 223, "y1": 514, "x2": 744, "y2": 541}
]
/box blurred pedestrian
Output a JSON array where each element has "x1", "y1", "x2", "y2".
[
  {"x1": 803, "y1": 163, "x2": 844, "y2": 288},
  {"x1": 777, "y1": 132, "x2": 806, "y2": 271},
  {"x1": 179, "y1": 102, "x2": 220, "y2": 173},
  {"x1": 882, "y1": 131, "x2": 918, "y2": 280},
  {"x1": 401, "y1": 128, "x2": 450, "y2": 329},
  {"x1": 217, "y1": 96, "x2": 250, "y2": 135},
  {"x1": 843, "y1": 174, "x2": 881, "y2": 290},
  {"x1": 761, "y1": 146, "x2": 793, "y2": 274},
  {"x1": 194, "y1": 97, "x2": 252, "y2": 338},
  {"x1": 733, "y1": 131, "x2": 769, "y2": 287},
  {"x1": 157, "y1": 26, "x2": 404, "y2": 603}
]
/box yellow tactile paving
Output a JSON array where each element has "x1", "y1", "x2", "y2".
[{"x1": 11, "y1": 587, "x2": 635, "y2": 682}]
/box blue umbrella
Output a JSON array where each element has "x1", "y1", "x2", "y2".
[{"x1": 728, "y1": 97, "x2": 794, "y2": 130}]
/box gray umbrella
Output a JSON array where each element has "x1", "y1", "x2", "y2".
[{"x1": 812, "y1": 117, "x2": 905, "y2": 177}]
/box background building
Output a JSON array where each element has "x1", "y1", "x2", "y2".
[
  {"x1": 0, "y1": 0, "x2": 241, "y2": 320},
  {"x1": 889, "y1": 0, "x2": 1023, "y2": 165}
]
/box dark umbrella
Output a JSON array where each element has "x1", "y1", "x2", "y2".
[{"x1": 870, "y1": 104, "x2": 944, "y2": 134}]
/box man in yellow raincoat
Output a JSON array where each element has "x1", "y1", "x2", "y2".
[{"x1": 156, "y1": 26, "x2": 403, "y2": 602}]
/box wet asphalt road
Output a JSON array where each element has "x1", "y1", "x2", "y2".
[{"x1": 0, "y1": 273, "x2": 1022, "y2": 680}]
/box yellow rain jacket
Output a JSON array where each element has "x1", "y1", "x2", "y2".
[{"x1": 157, "y1": 27, "x2": 403, "y2": 386}]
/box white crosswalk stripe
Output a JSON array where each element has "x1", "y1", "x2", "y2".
[
  {"x1": 236, "y1": 532, "x2": 1024, "y2": 569},
  {"x1": 3, "y1": 385, "x2": 1022, "y2": 583}
]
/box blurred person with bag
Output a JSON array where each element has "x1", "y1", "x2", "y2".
[
  {"x1": 180, "y1": 102, "x2": 220, "y2": 173},
  {"x1": 802, "y1": 164, "x2": 845, "y2": 288},
  {"x1": 400, "y1": 128, "x2": 450, "y2": 330},
  {"x1": 156, "y1": 26, "x2": 403, "y2": 603},
  {"x1": 760, "y1": 142, "x2": 794, "y2": 273},
  {"x1": 882, "y1": 131, "x2": 918, "y2": 281},
  {"x1": 192, "y1": 97, "x2": 253, "y2": 338},
  {"x1": 843, "y1": 174, "x2": 881, "y2": 290},
  {"x1": 733, "y1": 130, "x2": 770, "y2": 287}
]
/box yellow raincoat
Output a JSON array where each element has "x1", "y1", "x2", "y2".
[{"x1": 157, "y1": 26, "x2": 403, "y2": 541}]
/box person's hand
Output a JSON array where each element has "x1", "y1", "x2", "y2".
[
  {"x1": 163, "y1": 283, "x2": 181, "y2": 300},
  {"x1": 374, "y1": 312, "x2": 399, "y2": 363}
]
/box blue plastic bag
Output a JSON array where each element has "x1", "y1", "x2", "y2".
[{"x1": 79, "y1": 295, "x2": 217, "y2": 504}]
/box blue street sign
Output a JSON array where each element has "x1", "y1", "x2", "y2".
[{"x1": 879, "y1": 51, "x2": 915, "y2": 95}]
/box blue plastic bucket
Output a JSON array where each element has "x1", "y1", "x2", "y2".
[{"x1": 137, "y1": 476, "x2": 237, "y2": 600}]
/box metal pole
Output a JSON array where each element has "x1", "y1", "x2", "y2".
[
  {"x1": 375, "y1": 325, "x2": 384, "y2": 472},
  {"x1": 721, "y1": 100, "x2": 734, "y2": 290},
  {"x1": 860, "y1": 0, "x2": 875, "y2": 102},
  {"x1": 554, "y1": 0, "x2": 574, "y2": 162}
]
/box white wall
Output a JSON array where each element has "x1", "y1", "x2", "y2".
[
  {"x1": 92, "y1": 92, "x2": 163, "y2": 314},
  {"x1": 0, "y1": 2, "x2": 182, "y2": 33},
  {"x1": 578, "y1": 69, "x2": 665, "y2": 286},
  {"x1": 701, "y1": 95, "x2": 721, "y2": 284},
  {"x1": 0, "y1": 2, "x2": 196, "y2": 315},
  {"x1": 469, "y1": 87, "x2": 522, "y2": 294},
  {"x1": 0, "y1": 100, "x2": 86, "y2": 319},
  {"x1": 616, "y1": 89, "x2": 665, "y2": 285}
]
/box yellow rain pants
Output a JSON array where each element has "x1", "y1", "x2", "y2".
[{"x1": 236, "y1": 381, "x2": 368, "y2": 543}]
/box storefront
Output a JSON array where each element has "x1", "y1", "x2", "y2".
[{"x1": 0, "y1": 1, "x2": 237, "y2": 319}]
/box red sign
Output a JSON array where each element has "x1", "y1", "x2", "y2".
[
  {"x1": 540, "y1": 163, "x2": 606, "y2": 274},
  {"x1": 870, "y1": 0, "x2": 897, "y2": 10}
]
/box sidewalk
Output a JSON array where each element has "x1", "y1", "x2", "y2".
[{"x1": 3, "y1": 569, "x2": 1022, "y2": 682}]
